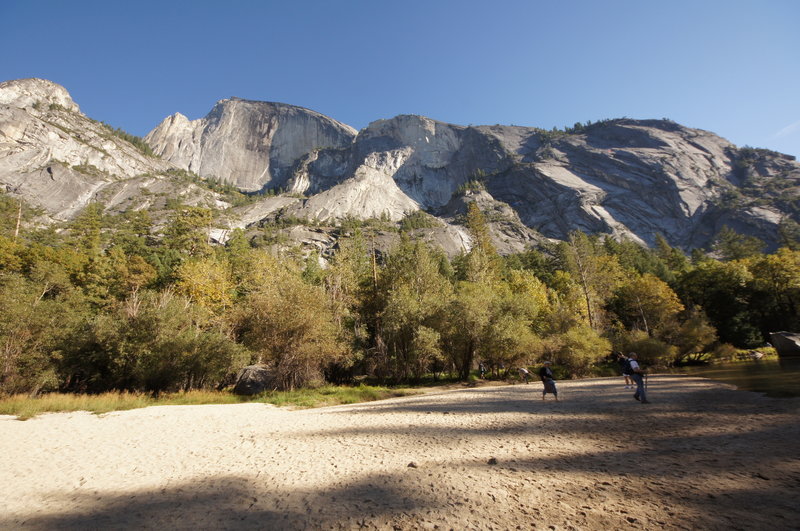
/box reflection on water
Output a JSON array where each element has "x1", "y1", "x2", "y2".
[{"x1": 675, "y1": 358, "x2": 800, "y2": 398}]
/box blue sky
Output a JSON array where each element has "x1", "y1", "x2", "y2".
[{"x1": 2, "y1": 0, "x2": 799, "y2": 157}]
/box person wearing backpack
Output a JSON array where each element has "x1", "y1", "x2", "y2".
[
  {"x1": 628, "y1": 352, "x2": 649, "y2": 403},
  {"x1": 618, "y1": 353, "x2": 634, "y2": 389}
]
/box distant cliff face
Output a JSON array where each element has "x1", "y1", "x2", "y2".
[
  {"x1": 0, "y1": 79, "x2": 222, "y2": 222},
  {"x1": 2, "y1": 78, "x2": 798, "y2": 255},
  {"x1": 145, "y1": 98, "x2": 357, "y2": 192},
  {"x1": 474, "y1": 119, "x2": 740, "y2": 248},
  {"x1": 288, "y1": 115, "x2": 799, "y2": 250}
]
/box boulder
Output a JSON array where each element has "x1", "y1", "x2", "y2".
[
  {"x1": 769, "y1": 332, "x2": 800, "y2": 358},
  {"x1": 233, "y1": 365, "x2": 273, "y2": 395}
]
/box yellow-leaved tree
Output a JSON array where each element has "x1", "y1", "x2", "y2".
[
  {"x1": 175, "y1": 256, "x2": 234, "y2": 315},
  {"x1": 233, "y1": 265, "x2": 348, "y2": 391}
]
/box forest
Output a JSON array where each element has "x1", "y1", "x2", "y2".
[{"x1": 1, "y1": 192, "x2": 798, "y2": 396}]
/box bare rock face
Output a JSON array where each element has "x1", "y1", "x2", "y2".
[
  {"x1": 0, "y1": 78, "x2": 223, "y2": 223},
  {"x1": 0, "y1": 78, "x2": 79, "y2": 112},
  {"x1": 5, "y1": 78, "x2": 799, "y2": 256},
  {"x1": 353, "y1": 115, "x2": 512, "y2": 209},
  {"x1": 315, "y1": 116, "x2": 799, "y2": 251},
  {"x1": 163, "y1": 104, "x2": 798, "y2": 253},
  {"x1": 145, "y1": 98, "x2": 357, "y2": 192},
  {"x1": 286, "y1": 149, "x2": 421, "y2": 222}
]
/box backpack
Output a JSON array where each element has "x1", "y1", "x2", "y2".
[{"x1": 622, "y1": 358, "x2": 634, "y2": 375}]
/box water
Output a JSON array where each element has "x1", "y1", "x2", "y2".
[{"x1": 674, "y1": 357, "x2": 800, "y2": 398}]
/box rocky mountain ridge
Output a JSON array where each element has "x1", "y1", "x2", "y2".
[
  {"x1": 0, "y1": 78, "x2": 226, "y2": 224},
  {"x1": 2, "y1": 78, "x2": 799, "y2": 256},
  {"x1": 145, "y1": 98, "x2": 357, "y2": 192}
]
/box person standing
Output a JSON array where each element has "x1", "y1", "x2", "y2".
[
  {"x1": 618, "y1": 353, "x2": 634, "y2": 389},
  {"x1": 518, "y1": 366, "x2": 531, "y2": 384},
  {"x1": 628, "y1": 352, "x2": 649, "y2": 403},
  {"x1": 538, "y1": 361, "x2": 558, "y2": 401}
]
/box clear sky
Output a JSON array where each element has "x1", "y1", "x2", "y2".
[{"x1": 2, "y1": 0, "x2": 799, "y2": 157}]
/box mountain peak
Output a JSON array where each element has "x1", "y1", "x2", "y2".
[{"x1": 0, "y1": 78, "x2": 80, "y2": 113}]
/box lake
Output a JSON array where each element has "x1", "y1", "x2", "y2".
[{"x1": 674, "y1": 357, "x2": 800, "y2": 398}]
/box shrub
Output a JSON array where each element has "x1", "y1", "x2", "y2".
[
  {"x1": 540, "y1": 324, "x2": 611, "y2": 377},
  {"x1": 399, "y1": 210, "x2": 440, "y2": 231},
  {"x1": 710, "y1": 343, "x2": 737, "y2": 362},
  {"x1": 0, "y1": 274, "x2": 71, "y2": 395},
  {"x1": 234, "y1": 269, "x2": 348, "y2": 391},
  {"x1": 620, "y1": 330, "x2": 676, "y2": 367},
  {"x1": 57, "y1": 290, "x2": 248, "y2": 394}
]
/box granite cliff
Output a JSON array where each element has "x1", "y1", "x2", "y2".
[
  {"x1": 280, "y1": 114, "x2": 798, "y2": 251},
  {"x1": 2, "y1": 78, "x2": 798, "y2": 256},
  {"x1": 145, "y1": 98, "x2": 357, "y2": 192},
  {"x1": 0, "y1": 78, "x2": 225, "y2": 223}
]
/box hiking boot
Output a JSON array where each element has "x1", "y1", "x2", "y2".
[{"x1": 633, "y1": 395, "x2": 640, "y2": 401}]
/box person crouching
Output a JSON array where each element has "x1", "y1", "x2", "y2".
[{"x1": 539, "y1": 361, "x2": 558, "y2": 401}]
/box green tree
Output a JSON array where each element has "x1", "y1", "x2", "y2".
[
  {"x1": 712, "y1": 226, "x2": 765, "y2": 261},
  {"x1": 162, "y1": 206, "x2": 213, "y2": 257},
  {"x1": 109, "y1": 210, "x2": 153, "y2": 257},
  {"x1": 443, "y1": 281, "x2": 494, "y2": 380},
  {"x1": 669, "y1": 307, "x2": 717, "y2": 363},
  {"x1": 747, "y1": 248, "x2": 800, "y2": 334},
  {"x1": 58, "y1": 290, "x2": 245, "y2": 394},
  {"x1": 604, "y1": 237, "x2": 675, "y2": 282},
  {"x1": 0, "y1": 236, "x2": 23, "y2": 273},
  {"x1": 654, "y1": 234, "x2": 689, "y2": 274},
  {"x1": 461, "y1": 202, "x2": 501, "y2": 283},
  {"x1": 616, "y1": 329, "x2": 676, "y2": 366},
  {"x1": 234, "y1": 266, "x2": 347, "y2": 390},
  {"x1": 0, "y1": 274, "x2": 59, "y2": 394},
  {"x1": 609, "y1": 273, "x2": 684, "y2": 337},
  {"x1": 503, "y1": 247, "x2": 557, "y2": 286},
  {"x1": 75, "y1": 253, "x2": 115, "y2": 307},
  {"x1": 778, "y1": 218, "x2": 800, "y2": 250},
  {"x1": 302, "y1": 251, "x2": 326, "y2": 286},
  {"x1": 557, "y1": 232, "x2": 623, "y2": 331},
  {"x1": 677, "y1": 259, "x2": 761, "y2": 347},
  {"x1": 108, "y1": 249, "x2": 157, "y2": 297},
  {"x1": 70, "y1": 203, "x2": 104, "y2": 255},
  {"x1": 537, "y1": 324, "x2": 611, "y2": 377},
  {"x1": 378, "y1": 236, "x2": 453, "y2": 381},
  {"x1": 224, "y1": 228, "x2": 252, "y2": 286},
  {"x1": 0, "y1": 193, "x2": 19, "y2": 236}
]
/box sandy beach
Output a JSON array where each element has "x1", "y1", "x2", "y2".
[{"x1": 2, "y1": 375, "x2": 799, "y2": 530}]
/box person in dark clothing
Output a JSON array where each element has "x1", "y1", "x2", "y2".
[
  {"x1": 618, "y1": 353, "x2": 633, "y2": 389},
  {"x1": 628, "y1": 352, "x2": 649, "y2": 403},
  {"x1": 538, "y1": 361, "x2": 558, "y2": 401}
]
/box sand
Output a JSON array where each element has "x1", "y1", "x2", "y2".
[{"x1": 1, "y1": 375, "x2": 799, "y2": 530}]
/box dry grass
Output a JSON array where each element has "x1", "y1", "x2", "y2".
[{"x1": 0, "y1": 385, "x2": 425, "y2": 420}]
